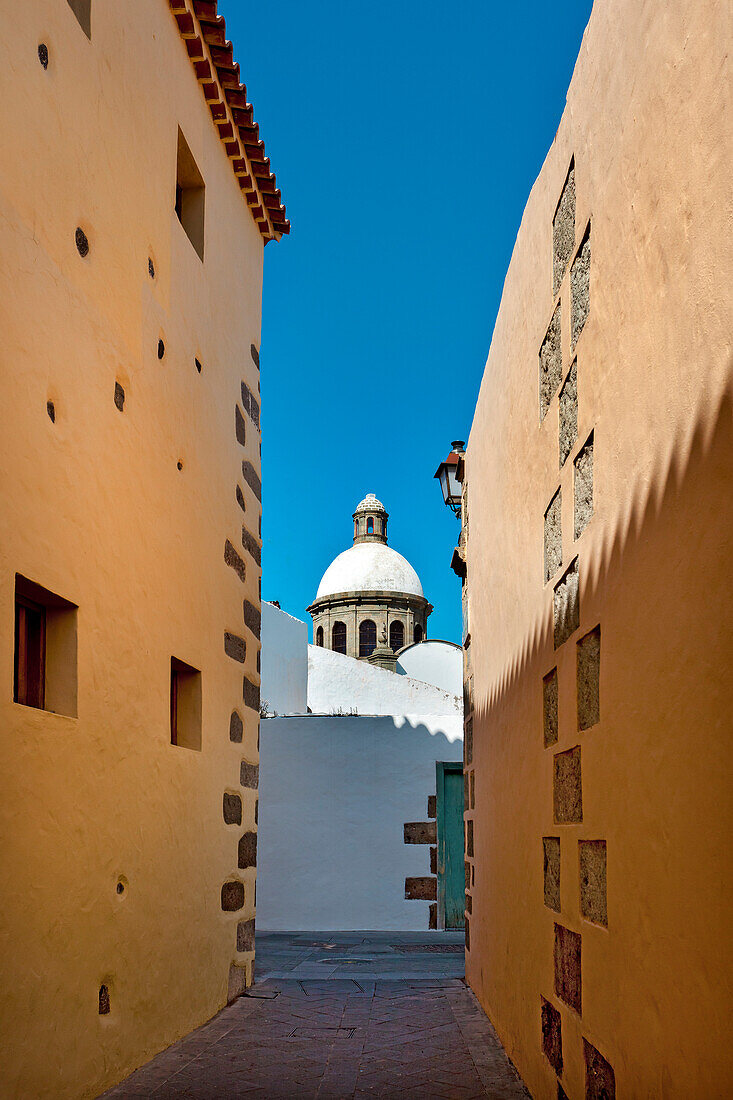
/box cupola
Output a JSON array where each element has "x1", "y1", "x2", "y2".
[{"x1": 352, "y1": 493, "x2": 388, "y2": 545}]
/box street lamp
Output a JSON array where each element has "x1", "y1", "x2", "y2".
[{"x1": 434, "y1": 440, "x2": 465, "y2": 516}]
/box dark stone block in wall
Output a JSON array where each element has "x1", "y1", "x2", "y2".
[
  {"x1": 221, "y1": 880, "x2": 245, "y2": 911},
  {"x1": 240, "y1": 760, "x2": 259, "y2": 788},
  {"x1": 404, "y1": 821, "x2": 437, "y2": 845},
  {"x1": 541, "y1": 996, "x2": 563, "y2": 1073},
  {"x1": 554, "y1": 558, "x2": 579, "y2": 649},
  {"x1": 465, "y1": 917, "x2": 470, "y2": 951},
  {"x1": 571, "y1": 225, "x2": 591, "y2": 349},
  {"x1": 543, "y1": 668, "x2": 559, "y2": 747},
  {"x1": 250, "y1": 343, "x2": 260, "y2": 369},
  {"x1": 237, "y1": 917, "x2": 256, "y2": 953},
  {"x1": 465, "y1": 892, "x2": 472, "y2": 914},
  {"x1": 544, "y1": 488, "x2": 562, "y2": 582},
  {"x1": 574, "y1": 432, "x2": 594, "y2": 539},
  {"x1": 243, "y1": 599, "x2": 261, "y2": 637},
  {"x1": 579, "y1": 839, "x2": 607, "y2": 926},
  {"x1": 558, "y1": 1085, "x2": 570, "y2": 1100},
  {"x1": 559, "y1": 359, "x2": 578, "y2": 468},
  {"x1": 227, "y1": 963, "x2": 248, "y2": 1003},
  {"x1": 238, "y1": 831, "x2": 258, "y2": 869},
  {"x1": 235, "y1": 404, "x2": 247, "y2": 446},
  {"x1": 427, "y1": 795, "x2": 436, "y2": 818},
  {"x1": 553, "y1": 746, "x2": 583, "y2": 824},
  {"x1": 470, "y1": 770, "x2": 475, "y2": 809},
  {"x1": 430, "y1": 846, "x2": 437, "y2": 874},
  {"x1": 553, "y1": 161, "x2": 575, "y2": 296},
  {"x1": 225, "y1": 539, "x2": 246, "y2": 583},
  {"x1": 114, "y1": 382, "x2": 125, "y2": 411},
  {"x1": 224, "y1": 632, "x2": 246, "y2": 663},
  {"x1": 465, "y1": 861, "x2": 471, "y2": 891},
  {"x1": 464, "y1": 716, "x2": 473, "y2": 766},
  {"x1": 405, "y1": 876, "x2": 437, "y2": 901},
  {"x1": 236, "y1": 484, "x2": 246, "y2": 513},
  {"x1": 223, "y1": 793, "x2": 242, "y2": 825},
  {"x1": 242, "y1": 526, "x2": 261, "y2": 566},
  {"x1": 466, "y1": 819, "x2": 474, "y2": 857},
  {"x1": 242, "y1": 381, "x2": 260, "y2": 429},
  {"x1": 584, "y1": 1038, "x2": 615, "y2": 1100},
  {"x1": 543, "y1": 836, "x2": 561, "y2": 911},
  {"x1": 428, "y1": 902, "x2": 437, "y2": 929},
  {"x1": 255, "y1": 797, "x2": 258, "y2": 825},
  {"x1": 229, "y1": 710, "x2": 243, "y2": 743},
  {"x1": 243, "y1": 676, "x2": 259, "y2": 711},
  {"x1": 554, "y1": 923, "x2": 581, "y2": 1013},
  {"x1": 241, "y1": 460, "x2": 261, "y2": 501},
  {"x1": 577, "y1": 625, "x2": 601, "y2": 730},
  {"x1": 540, "y1": 302, "x2": 562, "y2": 420}
]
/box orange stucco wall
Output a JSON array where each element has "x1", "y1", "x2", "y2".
[
  {"x1": 0, "y1": 3, "x2": 265, "y2": 1097},
  {"x1": 464, "y1": 0, "x2": 732, "y2": 1096}
]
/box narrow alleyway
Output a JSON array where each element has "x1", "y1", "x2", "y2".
[{"x1": 103, "y1": 933, "x2": 529, "y2": 1099}]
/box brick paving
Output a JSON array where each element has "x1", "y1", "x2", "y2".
[{"x1": 103, "y1": 934, "x2": 529, "y2": 1099}]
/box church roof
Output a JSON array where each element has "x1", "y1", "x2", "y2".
[{"x1": 315, "y1": 542, "x2": 424, "y2": 600}]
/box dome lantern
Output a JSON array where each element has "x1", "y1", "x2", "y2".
[{"x1": 352, "y1": 493, "x2": 388, "y2": 545}]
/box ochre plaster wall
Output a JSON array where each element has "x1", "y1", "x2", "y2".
[
  {"x1": 0, "y1": 2, "x2": 265, "y2": 1096},
  {"x1": 464, "y1": 0, "x2": 732, "y2": 1095}
]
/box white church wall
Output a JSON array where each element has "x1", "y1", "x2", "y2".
[
  {"x1": 260, "y1": 602, "x2": 308, "y2": 715},
  {"x1": 256, "y1": 714, "x2": 463, "y2": 931},
  {"x1": 307, "y1": 645, "x2": 461, "y2": 716},
  {"x1": 396, "y1": 640, "x2": 463, "y2": 697}
]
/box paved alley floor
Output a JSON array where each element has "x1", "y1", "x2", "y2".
[{"x1": 103, "y1": 932, "x2": 529, "y2": 1099}]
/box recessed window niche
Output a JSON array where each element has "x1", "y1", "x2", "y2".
[
  {"x1": 175, "y1": 128, "x2": 205, "y2": 260},
  {"x1": 14, "y1": 575, "x2": 78, "y2": 717},
  {"x1": 170, "y1": 657, "x2": 201, "y2": 750},
  {"x1": 67, "y1": 0, "x2": 91, "y2": 38}
]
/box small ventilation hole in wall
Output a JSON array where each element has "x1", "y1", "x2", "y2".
[
  {"x1": 116, "y1": 881, "x2": 125, "y2": 895},
  {"x1": 177, "y1": 460, "x2": 183, "y2": 471},
  {"x1": 75, "y1": 228, "x2": 89, "y2": 257},
  {"x1": 148, "y1": 256, "x2": 155, "y2": 279},
  {"x1": 157, "y1": 339, "x2": 165, "y2": 360},
  {"x1": 98, "y1": 984, "x2": 110, "y2": 1015},
  {"x1": 114, "y1": 382, "x2": 125, "y2": 412},
  {"x1": 38, "y1": 44, "x2": 49, "y2": 68},
  {"x1": 195, "y1": 358, "x2": 202, "y2": 373},
  {"x1": 46, "y1": 401, "x2": 56, "y2": 423}
]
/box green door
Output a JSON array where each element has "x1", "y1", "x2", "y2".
[{"x1": 436, "y1": 762, "x2": 465, "y2": 929}]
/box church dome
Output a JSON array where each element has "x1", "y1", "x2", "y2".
[{"x1": 315, "y1": 542, "x2": 424, "y2": 599}]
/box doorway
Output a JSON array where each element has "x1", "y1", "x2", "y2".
[{"x1": 436, "y1": 761, "x2": 465, "y2": 929}]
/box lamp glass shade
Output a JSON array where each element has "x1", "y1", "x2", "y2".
[{"x1": 437, "y1": 460, "x2": 461, "y2": 509}]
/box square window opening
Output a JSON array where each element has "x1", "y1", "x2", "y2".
[
  {"x1": 14, "y1": 575, "x2": 77, "y2": 716},
  {"x1": 170, "y1": 657, "x2": 202, "y2": 750},
  {"x1": 175, "y1": 129, "x2": 205, "y2": 260}
]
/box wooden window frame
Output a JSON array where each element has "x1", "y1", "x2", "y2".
[{"x1": 14, "y1": 595, "x2": 46, "y2": 709}]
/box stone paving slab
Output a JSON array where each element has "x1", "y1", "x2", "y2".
[{"x1": 101, "y1": 934, "x2": 529, "y2": 1100}]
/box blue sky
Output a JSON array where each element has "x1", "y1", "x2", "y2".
[{"x1": 220, "y1": 0, "x2": 593, "y2": 642}]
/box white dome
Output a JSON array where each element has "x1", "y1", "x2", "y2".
[{"x1": 316, "y1": 542, "x2": 424, "y2": 600}]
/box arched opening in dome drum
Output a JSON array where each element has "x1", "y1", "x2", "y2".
[
  {"x1": 332, "y1": 621, "x2": 347, "y2": 654},
  {"x1": 367, "y1": 517, "x2": 374, "y2": 534},
  {"x1": 389, "y1": 621, "x2": 404, "y2": 652},
  {"x1": 414, "y1": 624, "x2": 423, "y2": 643},
  {"x1": 316, "y1": 626, "x2": 324, "y2": 647},
  {"x1": 359, "y1": 619, "x2": 376, "y2": 657}
]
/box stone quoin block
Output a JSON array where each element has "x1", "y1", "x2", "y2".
[
  {"x1": 405, "y1": 876, "x2": 437, "y2": 901},
  {"x1": 579, "y1": 839, "x2": 608, "y2": 926},
  {"x1": 466, "y1": 819, "x2": 474, "y2": 857},
  {"x1": 464, "y1": 771, "x2": 469, "y2": 807},
  {"x1": 227, "y1": 963, "x2": 248, "y2": 1003},
  {"x1": 229, "y1": 710, "x2": 243, "y2": 743},
  {"x1": 541, "y1": 996, "x2": 563, "y2": 1073},
  {"x1": 571, "y1": 224, "x2": 591, "y2": 348},
  {"x1": 241, "y1": 460, "x2": 261, "y2": 501},
  {"x1": 543, "y1": 836, "x2": 561, "y2": 911},
  {"x1": 238, "y1": 831, "x2": 258, "y2": 869},
  {"x1": 236, "y1": 484, "x2": 246, "y2": 513},
  {"x1": 242, "y1": 526, "x2": 261, "y2": 566},
  {"x1": 221, "y1": 881, "x2": 245, "y2": 912},
  {"x1": 427, "y1": 795, "x2": 436, "y2": 818},
  {"x1": 465, "y1": 892, "x2": 472, "y2": 914},
  {"x1": 225, "y1": 539, "x2": 246, "y2": 583},
  {"x1": 553, "y1": 160, "x2": 576, "y2": 296},
  {"x1": 577, "y1": 625, "x2": 601, "y2": 729},
  {"x1": 241, "y1": 381, "x2": 260, "y2": 429},
  {"x1": 250, "y1": 343, "x2": 260, "y2": 369},
  {"x1": 559, "y1": 358, "x2": 578, "y2": 468},
  {"x1": 237, "y1": 918, "x2": 255, "y2": 953},
  {"x1": 240, "y1": 760, "x2": 259, "y2": 788},
  {"x1": 470, "y1": 770, "x2": 475, "y2": 808},
  {"x1": 243, "y1": 676, "x2": 259, "y2": 711},
  {"x1": 224, "y1": 632, "x2": 246, "y2": 663},
  {"x1": 465, "y1": 917, "x2": 470, "y2": 951},
  {"x1": 540, "y1": 302, "x2": 562, "y2": 420},
  {"x1": 543, "y1": 667, "x2": 559, "y2": 747},
  {"x1": 465, "y1": 861, "x2": 471, "y2": 891},
  {"x1": 584, "y1": 1038, "x2": 616, "y2": 1099},
  {"x1": 574, "y1": 432, "x2": 594, "y2": 539},
  {"x1": 243, "y1": 599, "x2": 261, "y2": 636},
  {"x1": 428, "y1": 903, "x2": 437, "y2": 930},
  {"x1": 545, "y1": 488, "x2": 562, "y2": 582},
  {"x1": 554, "y1": 746, "x2": 583, "y2": 824},
  {"x1": 430, "y1": 846, "x2": 437, "y2": 874},
  {"x1": 464, "y1": 715, "x2": 473, "y2": 766},
  {"x1": 554, "y1": 923, "x2": 582, "y2": 1014},
  {"x1": 554, "y1": 558, "x2": 580, "y2": 648},
  {"x1": 403, "y1": 821, "x2": 437, "y2": 845},
  {"x1": 235, "y1": 404, "x2": 246, "y2": 446},
  {"x1": 223, "y1": 793, "x2": 242, "y2": 826}
]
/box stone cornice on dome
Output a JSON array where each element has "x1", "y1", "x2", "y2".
[{"x1": 307, "y1": 589, "x2": 433, "y2": 616}]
